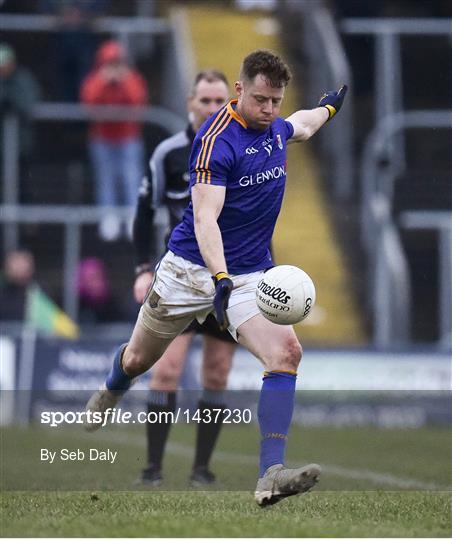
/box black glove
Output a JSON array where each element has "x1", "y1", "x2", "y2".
[
  {"x1": 318, "y1": 84, "x2": 348, "y2": 120},
  {"x1": 212, "y1": 271, "x2": 233, "y2": 331}
]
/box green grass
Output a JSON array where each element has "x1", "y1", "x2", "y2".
[
  {"x1": 1, "y1": 423, "x2": 451, "y2": 536},
  {"x1": 1, "y1": 491, "x2": 451, "y2": 537}
]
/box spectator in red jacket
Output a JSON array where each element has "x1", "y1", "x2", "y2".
[{"x1": 81, "y1": 40, "x2": 148, "y2": 241}]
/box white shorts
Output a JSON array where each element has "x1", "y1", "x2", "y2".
[{"x1": 138, "y1": 251, "x2": 262, "y2": 341}]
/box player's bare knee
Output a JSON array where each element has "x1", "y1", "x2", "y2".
[
  {"x1": 151, "y1": 353, "x2": 184, "y2": 389},
  {"x1": 151, "y1": 369, "x2": 179, "y2": 390},
  {"x1": 122, "y1": 346, "x2": 149, "y2": 377},
  {"x1": 268, "y1": 337, "x2": 302, "y2": 372},
  {"x1": 203, "y1": 367, "x2": 229, "y2": 391},
  {"x1": 203, "y1": 355, "x2": 231, "y2": 390},
  {"x1": 284, "y1": 338, "x2": 302, "y2": 370}
]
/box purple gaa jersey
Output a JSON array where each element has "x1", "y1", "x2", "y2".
[{"x1": 168, "y1": 99, "x2": 294, "y2": 274}]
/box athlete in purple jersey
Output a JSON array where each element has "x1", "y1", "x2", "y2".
[
  {"x1": 168, "y1": 106, "x2": 292, "y2": 273},
  {"x1": 85, "y1": 49, "x2": 347, "y2": 507}
]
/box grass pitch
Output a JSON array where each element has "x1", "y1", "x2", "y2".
[
  {"x1": 2, "y1": 490, "x2": 450, "y2": 538},
  {"x1": 1, "y1": 423, "x2": 451, "y2": 537}
]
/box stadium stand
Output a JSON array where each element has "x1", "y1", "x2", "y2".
[
  {"x1": 281, "y1": 0, "x2": 451, "y2": 348},
  {"x1": 1, "y1": 0, "x2": 450, "y2": 348},
  {"x1": 1, "y1": 2, "x2": 174, "y2": 315}
]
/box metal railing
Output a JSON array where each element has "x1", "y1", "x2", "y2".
[
  {"x1": 341, "y1": 17, "x2": 452, "y2": 178},
  {"x1": 360, "y1": 111, "x2": 452, "y2": 348},
  {"x1": 400, "y1": 211, "x2": 452, "y2": 349},
  {"x1": 283, "y1": 0, "x2": 354, "y2": 200},
  {"x1": 1, "y1": 104, "x2": 185, "y2": 251},
  {"x1": 360, "y1": 110, "x2": 452, "y2": 249},
  {"x1": 31, "y1": 103, "x2": 184, "y2": 128},
  {"x1": 0, "y1": 13, "x2": 169, "y2": 52},
  {"x1": 0, "y1": 14, "x2": 170, "y2": 34},
  {"x1": 341, "y1": 17, "x2": 452, "y2": 347},
  {"x1": 341, "y1": 18, "x2": 452, "y2": 34},
  {"x1": 0, "y1": 10, "x2": 186, "y2": 115},
  {"x1": 163, "y1": 8, "x2": 197, "y2": 119},
  {"x1": 0, "y1": 11, "x2": 189, "y2": 324},
  {"x1": 371, "y1": 195, "x2": 411, "y2": 347},
  {"x1": 0, "y1": 13, "x2": 169, "y2": 36},
  {"x1": 0, "y1": 204, "x2": 168, "y2": 322}
]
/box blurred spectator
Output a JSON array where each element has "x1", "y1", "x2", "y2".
[
  {"x1": 0, "y1": 43, "x2": 41, "y2": 172},
  {"x1": 38, "y1": 0, "x2": 110, "y2": 102},
  {"x1": 0, "y1": 250, "x2": 35, "y2": 321},
  {"x1": 77, "y1": 257, "x2": 123, "y2": 324},
  {"x1": 80, "y1": 40, "x2": 148, "y2": 241}
]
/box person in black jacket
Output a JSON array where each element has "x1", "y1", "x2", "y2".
[
  {"x1": 132, "y1": 70, "x2": 235, "y2": 486},
  {"x1": 0, "y1": 249, "x2": 35, "y2": 321}
]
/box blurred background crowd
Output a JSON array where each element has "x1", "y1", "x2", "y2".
[{"x1": 1, "y1": 0, "x2": 451, "y2": 351}]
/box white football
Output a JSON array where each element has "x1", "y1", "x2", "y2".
[{"x1": 256, "y1": 265, "x2": 316, "y2": 325}]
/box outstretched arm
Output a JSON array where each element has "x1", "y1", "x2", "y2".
[
  {"x1": 286, "y1": 107, "x2": 329, "y2": 142},
  {"x1": 287, "y1": 85, "x2": 348, "y2": 143}
]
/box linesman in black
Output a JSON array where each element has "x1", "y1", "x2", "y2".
[{"x1": 132, "y1": 70, "x2": 235, "y2": 486}]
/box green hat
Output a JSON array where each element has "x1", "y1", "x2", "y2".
[{"x1": 0, "y1": 43, "x2": 16, "y2": 68}]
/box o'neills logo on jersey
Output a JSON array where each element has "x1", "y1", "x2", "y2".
[
  {"x1": 239, "y1": 165, "x2": 286, "y2": 187},
  {"x1": 257, "y1": 278, "x2": 291, "y2": 304}
]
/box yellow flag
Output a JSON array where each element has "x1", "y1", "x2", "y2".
[{"x1": 25, "y1": 286, "x2": 79, "y2": 339}]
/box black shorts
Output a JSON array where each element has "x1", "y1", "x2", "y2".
[{"x1": 182, "y1": 313, "x2": 235, "y2": 343}]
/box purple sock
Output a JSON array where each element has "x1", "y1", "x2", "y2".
[
  {"x1": 257, "y1": 371, "x2": 297, "y2": 477},
  {"x1": 105, "y1": 343, "x2": 133, "y2": 393}
]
